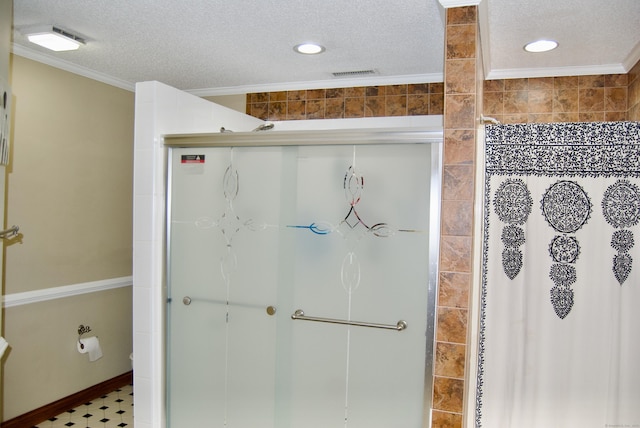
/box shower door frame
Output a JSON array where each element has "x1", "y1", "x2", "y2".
[{"x1": 163, "y1": 127, "x2": 442, "y2": 428}]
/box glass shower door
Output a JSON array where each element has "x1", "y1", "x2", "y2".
[{"x1": 167, "y1": 140, "x2": 438, "y2": 428}]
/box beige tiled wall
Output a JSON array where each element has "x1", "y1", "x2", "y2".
[
  {"x1": 247, "y1": 57, "x2": 640, "y2": 124},
  {"x1": 483, "y1": 74, "x2": 630, "y2": 123},
  {"x1": 246, "y1": 83, "x2": 444, "y2": 120},
  {"x1": 431, "y1": 6, "x2": 479, "y2": 428}
]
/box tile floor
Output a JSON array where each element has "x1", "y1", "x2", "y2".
[{"x1": 33, "y1": 384, "x2": 133, "y2": 428}]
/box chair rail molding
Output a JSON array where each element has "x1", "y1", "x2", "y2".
[{"x1": 2, "y1": 276, "x2": 133, "y2": 308}]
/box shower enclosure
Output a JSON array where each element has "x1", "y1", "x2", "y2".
[{"x1": 164, "y1": 129, "x2": 441, "y2": 427}]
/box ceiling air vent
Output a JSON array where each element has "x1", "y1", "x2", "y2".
[{"x1": 331, "y1": 69, "x2": 378, "y2": 78}]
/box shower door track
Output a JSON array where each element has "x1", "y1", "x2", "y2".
[{"x1": 163, "y1": 127, "x2": 443, "y2": 148}]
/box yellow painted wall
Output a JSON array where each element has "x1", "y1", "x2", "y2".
[
  {"x1": 203, "y1": 94, "x2": 246, "y2": 113},
  {"x1": 6, "y1": 55, "x2": 133, "y2": 292},
  {"x1": 3, "y1": 288, "x2": 132, "y2": 419},
  {"x1": 0, "y1": 0, "x2": 9, "y2": 77},
  {"x1": 2, "y1": 55, "x2": 134, "y2": 420},
  {"x1": 0, "y1": 0, "x2": 12, "y2": 423}
]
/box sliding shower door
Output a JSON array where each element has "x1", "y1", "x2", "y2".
[{"x1": 166, "y1": 138, "x2": 440, "y2": 428}]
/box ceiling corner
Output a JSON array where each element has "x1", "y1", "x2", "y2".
[
  {"x1": 622, "y1": 40, "x2": 640, "y2": 72},
  {"x1": 477, "y1": 0, "x2": 492, "y2": 79}
]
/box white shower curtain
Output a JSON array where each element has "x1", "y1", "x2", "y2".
[{"x1": 476, "y1": 122, "x2": 640, "y2": 428}]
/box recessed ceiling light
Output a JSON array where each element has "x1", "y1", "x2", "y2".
[
  {"x1": 294, "y1": 43, "x2": 325, "y2": 55},
  {"x1": 22, "y1": 25, "x2": 86, "y2": 51},
  {"x1": 524, "y1": 39, "x2": 558, "y2": 53}
]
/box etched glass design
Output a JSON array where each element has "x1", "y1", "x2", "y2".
[{"x1": 288, "y1": 148, "x2": 425, "y2": 299}]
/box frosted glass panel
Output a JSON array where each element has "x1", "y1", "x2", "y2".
[{"x1": 167, "y1": 141, "x2": 437, "y2": 428}]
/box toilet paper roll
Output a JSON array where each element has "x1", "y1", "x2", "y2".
[{"x1": 77, "y1": 336, "x2": 103, "y2": 362}]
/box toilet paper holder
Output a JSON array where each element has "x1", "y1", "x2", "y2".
[{"x1": 78, "y1": 325, "x2": 92, "y2": 349}]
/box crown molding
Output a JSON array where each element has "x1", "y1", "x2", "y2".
[
  {"x1": 622, "y1": 40, "x2": 640, "y2": 72},
  {"x1": 485, "y1": 63, "x2": 628, "y2": 80},
  {"x1": 186, "y1": 73, "x2": 445, "y2": 97},
  {"x1": 11, "y1": 43, "x2": 135, "y2": 91}
]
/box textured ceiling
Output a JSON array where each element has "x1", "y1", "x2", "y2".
[
  {"x1": 482, "y1": 0, "x2": 640, "y2": 79},
  {"x1": 10, "y1": 0, "x2": 640, "y2": 95}
]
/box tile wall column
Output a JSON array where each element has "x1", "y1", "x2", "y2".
[{"x1": 432, "y1": 5, "x2": 480, "y2": 428}]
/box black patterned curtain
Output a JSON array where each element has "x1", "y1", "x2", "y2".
[{"x1": 476, "y1": 122, "x2": 640, "y2": 428}]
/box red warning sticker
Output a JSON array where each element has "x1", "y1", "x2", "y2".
[{"x1": 181, "y1": 154, "x2": 205, "y2": 164}]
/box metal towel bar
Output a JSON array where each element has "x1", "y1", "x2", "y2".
[
  {"x1": 291, "y1": 309, "x2": 407, "y2": 331},
  {"x1": 178, "y1": 296, "x2": 265, "y2": 310},
  {"x1": 0, "y1": 225, "x2": 19, "y2": 239},
  {"x1": 178, "y1": 296, "x2": 277, "y2": 315}
]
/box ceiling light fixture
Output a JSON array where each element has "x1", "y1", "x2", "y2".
[
  {"x1": 294, "y1": 43, "x2": 325, "y2": 55},
  {"x1": 524, "y1": 39, "x2": 558, "y2": 53},
  {"x1": 22, "y1": 25, "x2": 86, "y2": 51}
]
